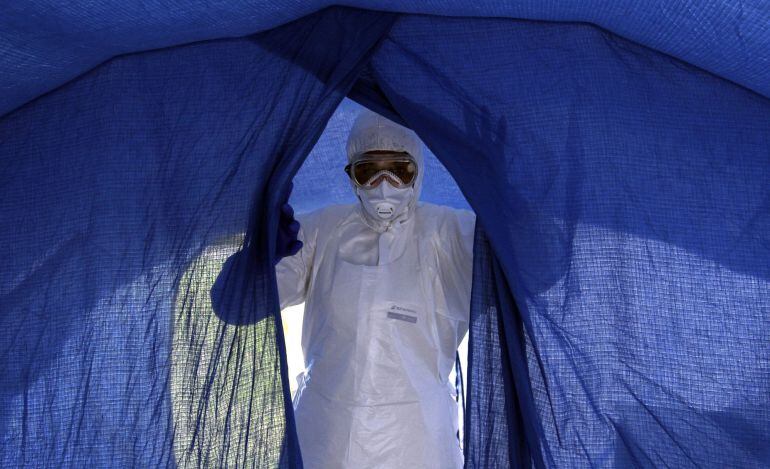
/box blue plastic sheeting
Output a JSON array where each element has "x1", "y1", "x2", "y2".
[
  {"x1": 2, "y1": 1, "x2": 770, "y2": 117},
  {"x1": 369, "y1": 15, "x2": 770, "y2": 467},
  {"x1": 0, "y1": 8, "x2": 394, "y2": 467},
  {"x1": 1, "y1": 3, "x2": 770, "y2": 469}
]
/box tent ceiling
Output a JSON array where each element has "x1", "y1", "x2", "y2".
[{"x1": 2, "y1": 1, "x2": 769, "y2": 117}]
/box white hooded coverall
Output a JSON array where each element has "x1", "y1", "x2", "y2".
[{"x1": 277, "y1": 111, "x2": 475, "y2": 469}]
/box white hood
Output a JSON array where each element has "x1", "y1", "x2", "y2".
[{"x1": 346, "y1": 109, "x2": 424, "y2": 230}]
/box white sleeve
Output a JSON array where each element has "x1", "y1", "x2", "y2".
[
  {"x1": 440, "y1": 209, "x2": 476, "y2": 324},
  {"x1": 275, "y1": 212, "x2": 318, "y2": 309}
]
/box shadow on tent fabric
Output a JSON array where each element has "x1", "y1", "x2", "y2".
[
  {"x1": 466, "y1": 226, "x2": 544, "y2": 468},
  {"x1": 363, "y1": 14, "x2": 770, "y2": 468},
  {"x1": 0, "y1": 7, "x2": 394, "y2": 467}
]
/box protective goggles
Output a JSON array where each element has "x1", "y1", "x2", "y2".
[{"x1": 345, "y1": 153, "x2": 418, "y2": 188}]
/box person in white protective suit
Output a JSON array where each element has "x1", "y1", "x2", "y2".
[{"x1": 276, "y1": 110, "x2": 475, "y2": 469}]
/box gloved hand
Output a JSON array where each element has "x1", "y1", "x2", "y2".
[{"x1": 275, "y1": 183, "x2": 303, "y2": 264}]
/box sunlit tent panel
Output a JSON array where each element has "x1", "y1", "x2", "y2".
[{"x1": 1, "y1": 2, "x2": 769, "y2": 468}]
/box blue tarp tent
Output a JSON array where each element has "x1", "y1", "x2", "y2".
[{"x1": 1, "y1": 2, "x2": 769, "y2": 468}]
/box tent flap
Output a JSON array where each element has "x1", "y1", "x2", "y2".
[
  {"x1": 0, "y1": 7, "x2": 394, "y2": 467},
  {"x1": 372, "y1": 14, "x2": 770, "y2": 467}
]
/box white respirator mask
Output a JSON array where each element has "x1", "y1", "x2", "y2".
[{"x1": 357, "y1": 181, "x2": 414, "y2": 221}]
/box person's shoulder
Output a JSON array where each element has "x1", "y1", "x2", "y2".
[
  {"x1": 297, "y1": 204, "x2": 357, "y2": 230},
  {"x1": 307, "y1": 204, "x2": 356, "y2": 218},
  {"x1": 416, "y1": 203, "x2": 475, "y2": 260},
  {"x1": 298, "y1": 203, "x2": 355, "y2": 217},
  {"x1": 416, "y1": 202, "x2": 475, "y2": 230}
]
